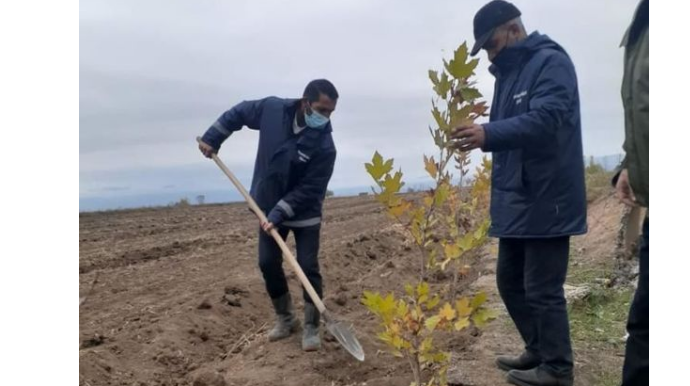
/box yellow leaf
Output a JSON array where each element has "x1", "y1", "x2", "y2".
[
  {"x1": 365, "y1": 151, "x2": 393, "y2": 181},
  {"x1": 424, "y1": 155, "x2": 438, "y2": 179},
  {"x1": 434, "y1": 71, "x2": 452, "y2": 99},
  {"x1": 375, "y1": 190, "x2": 392, "y2": 205},
  {"x1": 382, "y1": 171, "x2": 404, "y2": 195},
  {"x1": 482, "y1": 155, "x2": 492, "y2": 169},
  {"x1": 438, "y1": 302, "x2": 457, "y2": 321},
  {"x1": 411, "y1": 222, "x2": 422, "y2": 245},
  {"x1": 392, "y1": 335, "x2": 404, "y2": 349},
  {"x1": 449, "y1": 104, "x2": 475, "y2": 129},
  {"x1": 413, "y1": 207, "x2": 426, "y2": 223},
  {"x1": 444, "y1": 242, "x2": 462, "y2": 260},
  {"x1": 433, "y1": 352, "x2": 450, "y2": 363},
  {"x1": 429, "y1": 125, "x2": 445, "y2": 148},
  {"x1": 420, "y1": 337, "x2": 433, "y2": 354},
  {"x1": 377, "y1": 331, "x2": 392, "y2": 343},
  {"x1": 387, "y1": 194, "x2": 403, "y2": 208},
  {"x1": 389, "y1": 200, "x2": 412, "y2": 218},
  {"x1": 434, "y1": 183, "x2": 450, "y2": 206},
  {"x1": 396, "y1": 300, "x2": 408, "y2": 318},
  {"x1": 454, "y1": 317, "x2": 470, "y2": 331},
  {"x1": 474, "y1": 222, "x2": 487, "y2": 240},
  {"x1": 416, "y1": 281, "x2": 430, "y2": 299},
  {"x1": 420, "y1": 353, "x2": 435, "y2": 364},
  {"x1": 458, "y1": 233, "x2": 474, "y2": 252},
  {"x1": 455, "y1": 297, "x2": 472, "y2": 317},
  {"x1": 431, "y1": 105, "x2": 447, "y2": 130}
]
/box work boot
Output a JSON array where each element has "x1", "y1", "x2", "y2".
[
  {"x1": 302, "y1": 302, "x2": 321, "y2": 351},
  {"x1": 267, "y1": 293, "x2": 300, "y2": 342},
  {"x1": 496, "y1": 351, "x2": 541, "y2": 371},
  {"x1": 507, "y1": 367, "x2": 574, "y2": 386}
]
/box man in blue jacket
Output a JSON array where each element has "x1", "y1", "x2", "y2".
[
  {"x1": 452, "y1": 2, "x2": 586, "y2": 385},
  {"x1": 198, "y1": 79, "x2": 338, "y2": 352}
]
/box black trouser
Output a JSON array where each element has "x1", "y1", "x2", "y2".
[
  {"x1": 497, "y1": 236, "x2": 573, "y2": 376},
  {"x1": 258, "y1": 224, "x2": 323, "y2": 304},
  {"x1": 622, "y1": 219, "x2": 649, "y2": 386}
]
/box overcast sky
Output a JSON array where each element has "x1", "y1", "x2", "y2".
[{"x1": 79, "y1": 0, "x2": 640, "y2": 209}]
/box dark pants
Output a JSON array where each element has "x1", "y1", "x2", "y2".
[
  {"x1": 258, "y1": 224, "x2": 323, "y2": 304},
  {"x1": 497, "y1": 236, "x2": 573, "y2": 376},
  {"x1": 622, "y1": 219, "x2": 649, "y2": 386}
]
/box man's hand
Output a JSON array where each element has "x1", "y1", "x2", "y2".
[
  {"x1": 616, "y1": 169, "x2": 638, "y2": 207},
  {"x1": 261, "y1": 220, "x2": 275, "y2": 233},
  {"x1": 450, "y1": 124, "x2": 486, "y2": 151},
  {"x1": 198, "y1": 140, "x2": 217, "y2": 159}
]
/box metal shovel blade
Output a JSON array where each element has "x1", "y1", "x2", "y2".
[{"x1": 324, "y1": 312, "x2": 365, "y2": 361}]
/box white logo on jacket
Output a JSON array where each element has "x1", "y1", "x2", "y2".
[{"x1": 513, "y1": 90, "x2": 528, "y2": 105}]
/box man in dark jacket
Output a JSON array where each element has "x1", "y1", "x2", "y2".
[
  {"x1": 614, "y1": 1, "x2": 648, "y2": 385},
  {"x1": 451, "y1": 2, "x2": 586, "y2": 385},
  {"x1": 198, "y1": 79, "x2": 338, "y2": 352}
]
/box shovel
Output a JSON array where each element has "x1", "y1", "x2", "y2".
[{"x1": 197, "y1": 137, "x2": 365, "y2": 361}]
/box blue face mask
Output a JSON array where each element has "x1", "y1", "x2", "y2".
[{"x1": 305, "y1": 105, "x2": 330, "y2": 129}]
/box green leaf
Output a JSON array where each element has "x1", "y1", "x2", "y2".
[
  {"x1": 472, "y1": 308, "x2": 500, "y2": 328},
  {"x1": 444, "y1": 43, "x2": 479, "y2": 79},
  {"x1": 425, "y1": 315, "x2": 442, "y2": 331},
  {"x1": 459, "y1": 87, "x2": 483, "y2": 101},
  {"x1": 471, "y1": 292, "x2": 488, "y2": 309},
  {"x1": 429, "y1": 70, "x2": 439, "y2": 86},
  {"x1": 405, "y1": 283, "x2": 414, "y2": 297}
]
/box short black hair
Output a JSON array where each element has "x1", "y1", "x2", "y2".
[{"x1": 303, "y1": 79, "x2": 339, "y2": 103}]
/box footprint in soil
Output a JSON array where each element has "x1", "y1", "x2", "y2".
[
  {"x1": 222, "y1": 285, "x2": 249, "y2": 307},
  {"x1": 80, "y1": 334, "x2": 107, "y2": 349}
]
